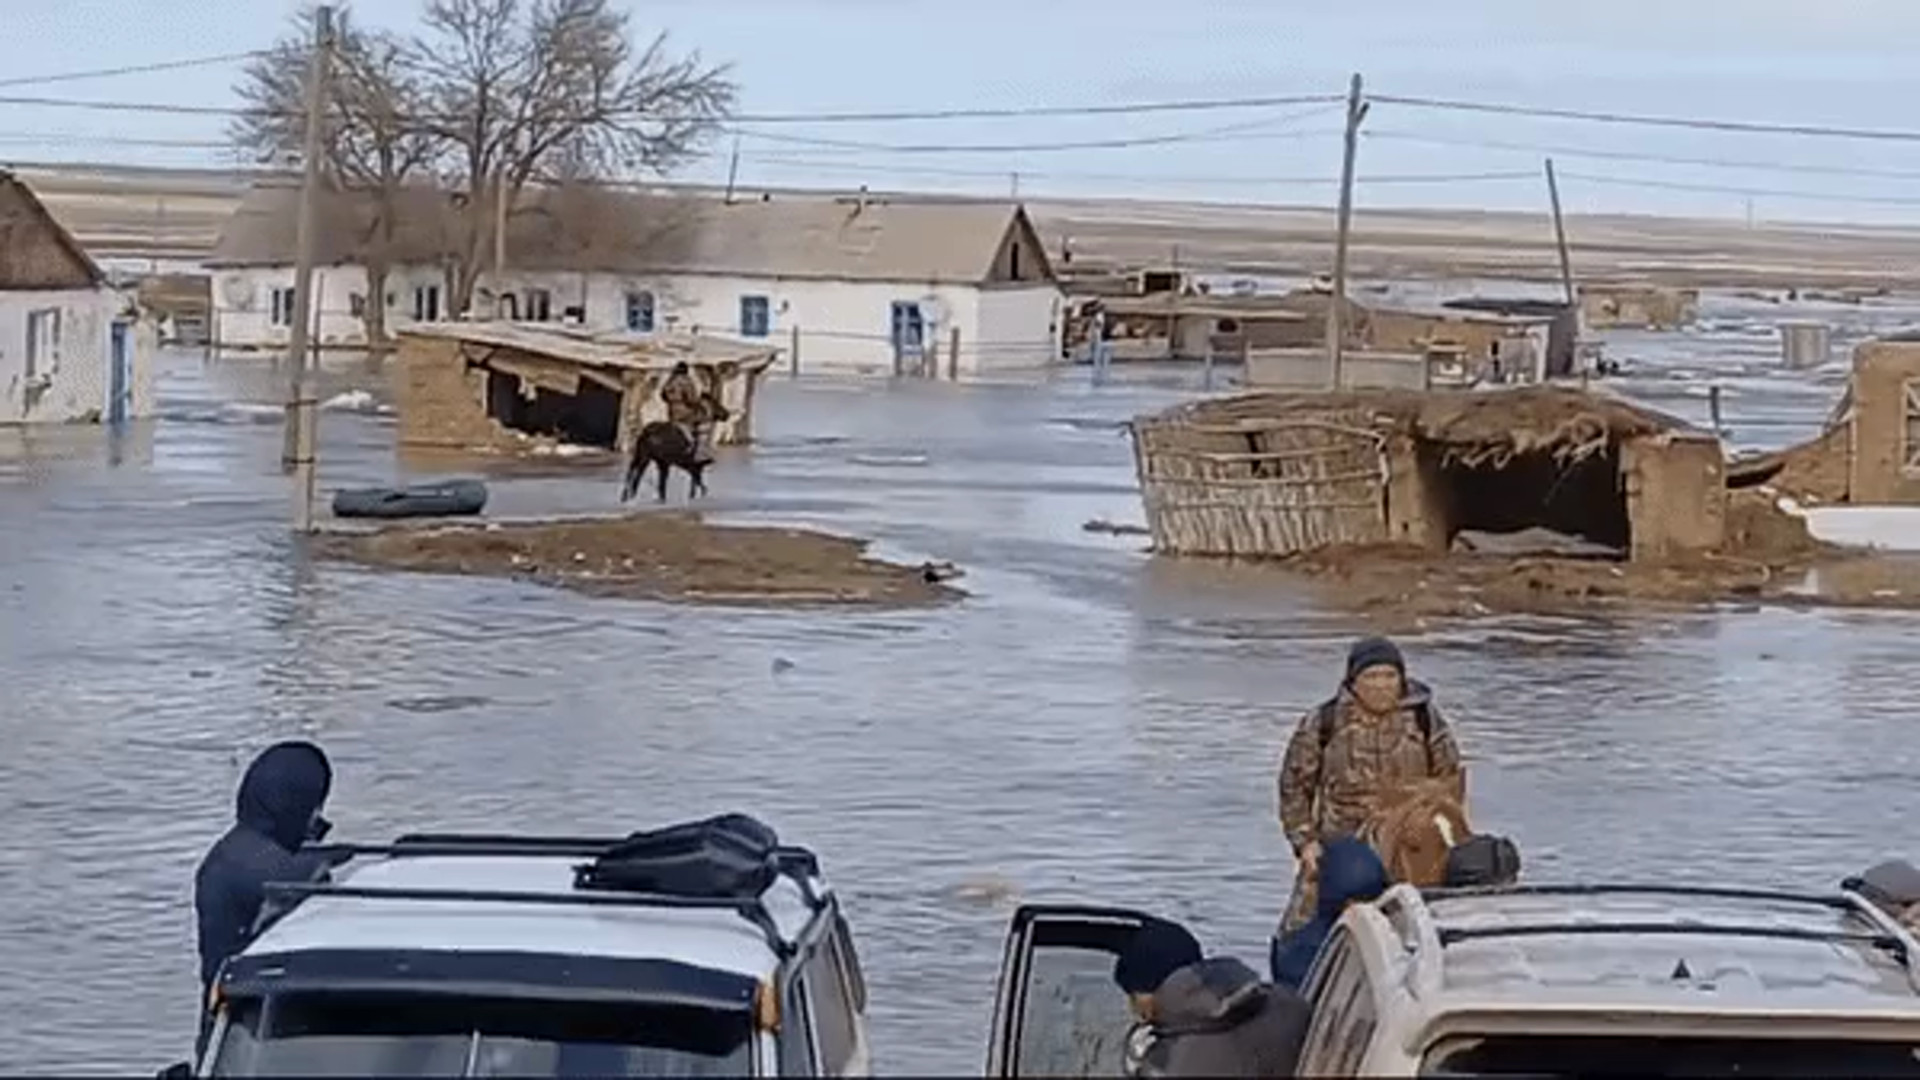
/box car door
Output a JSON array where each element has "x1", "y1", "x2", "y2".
[
  {"x1": 1294, "y1": 926, "x2": 1382, "y2": 1076},
  {"x1": 984, "y1": 904, "x2": 1156, "y2": 1079}
]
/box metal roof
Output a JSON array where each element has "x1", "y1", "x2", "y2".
[
  {"x1": 242, "y1": 852, "x2": 823, "y2": 981},
  {"x1": 1399, "y1": 884, "x2": 1920, "y2": 1014},
  {"x1": 396, "y1": 322, "x2": 781, "y2": 373}
]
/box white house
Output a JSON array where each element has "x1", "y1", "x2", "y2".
[
  {"x1": 202, "y1": 182, "x2": 1064, "y2": 377},
  {"x1": 0, "y1": 171, "x2": 152, "y2": 425}
]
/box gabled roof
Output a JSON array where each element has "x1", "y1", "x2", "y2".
[
  {"x1": 0, "y1": 170, "x2": 105, "y2": 290},
  {"x1": 206, "y1": 181, "x2": 1055, "y2": 286}
]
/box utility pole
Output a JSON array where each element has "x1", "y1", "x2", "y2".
[
  {"x1": 723, "y1": 134, "x2": 741, "y2": 204},
  {"x1": 1326, "y1": 72, "x2": 1366, "y2": 391},
  {"x1": 1010, "y1": 171, "x2": 1020, "y2": 199},
  {"x1": 492, "y1": 163, "x2": 509, "y2": 317},
  {"x1": 284, "y1": 5, "x2": 333, "y2": 536},
  {"x1": 1544, "y1": 157, "x2": 1576, "y2": 307}
]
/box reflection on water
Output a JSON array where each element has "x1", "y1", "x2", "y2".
[{"x1": 5, "y1": 347, "x2": 1920, "y2": 1072}]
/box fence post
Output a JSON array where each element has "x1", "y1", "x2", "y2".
[
  {"x1": 789, "y1": 325, "x2": 800, "y2": 378},
  {"x1": 948, "y1": 325, "x2": 961, "y2": 381}
]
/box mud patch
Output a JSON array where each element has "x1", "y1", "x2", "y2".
[{"x1": 314, "y1": 513, "x2": 964, "y2": 610}]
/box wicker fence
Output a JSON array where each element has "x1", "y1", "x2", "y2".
[{"x1": 1131, "y1": 406, "x2": 1392, "y2": 557}]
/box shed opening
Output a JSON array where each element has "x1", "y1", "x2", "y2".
[
  {"x1": 483, "y1": 370, "x2": 624, "y2": 449},
  {"x1": 1421, "y1": 440, "x2": 1631, "y2": 554}
]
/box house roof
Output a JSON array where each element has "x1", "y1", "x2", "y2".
[
  {"x1": 397, "y1": 321, "x2": 781, "y2": 374},
  {"x1": 0, "y1": 170, "x2": 105, "y2": 290},
  {"x1": 206, "y1": 181, "x2": 1053, "y2": 286}
]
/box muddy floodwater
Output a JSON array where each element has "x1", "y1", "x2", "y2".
[{"x1": 7, "y1": 321, "x2": 1920, "y2": 1073}]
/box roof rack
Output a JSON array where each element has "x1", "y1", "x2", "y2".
[
  {"x1": 1437, "y1": 921, "x2": 1907, "y2": 960},
  {"x1": 1422, "y1": 882, "x2": 1854, "y2": 910},
  {"x1": 278, "y1": 831, "x2": 829, "y2": 959}
]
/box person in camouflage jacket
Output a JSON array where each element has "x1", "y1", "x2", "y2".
[{"x1": 1275, "y1": 636, "x2": 1465, "y2": 936}]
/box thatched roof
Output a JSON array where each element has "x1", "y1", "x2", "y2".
[
  {"x1": 206, "y1": 181, "x2": 1054, "y2": 286},
  {"x1": 1141, "y1": 385, "x2": 1705, "y2": 466}
]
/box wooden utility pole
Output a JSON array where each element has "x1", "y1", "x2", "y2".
[
  {"x1": 723, "y1": 135, "x2": 742, "y2": 204},
  {"x1": 1327, "y1": 72, "x2": 1366, "y2": 390},
  {"x1": 492, "y1": 171, "x2": 509, "y2": 316},
  {"x1": 284, "y1": 5, "x2": 334, "y2": 534},
  {"x1": 1544, "y1": 157, "x2": 1576, "y2": 306}
]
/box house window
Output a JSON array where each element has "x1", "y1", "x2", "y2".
[
  {"x1": 501, "y1": 293, "x2": 518, "y2": 321},
  {"x1": 270, "y1": 287, "x2": 297, "y2": 328},
  {"x1": 412, "y1": 284, "x2": 440, "y2": 322},
  {"x1": 739, "y1": 295, "x2": 771, "y2": 338},
  {"x1": 1905, "y1": 380, "x2": 1920, "y2": 473},
  {"x1": 526, "y1": 288, "x2": 552, "y2": 322},
  {"x1": 626, "y1": 290, "x2": 656, "y2": 333},
  {"x1": 348, "y1": 293, "x2": 367, "y2": 318},
  {"x1": 24, "y1": 308, "x2": 59, "y2": 379}
]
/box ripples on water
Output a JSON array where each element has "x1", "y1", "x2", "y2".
[{"x1": 6, "y1": 351, "x2": 1920, "y2": 1072}]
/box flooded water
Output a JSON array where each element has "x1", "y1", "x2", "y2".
[{"x1": 7, "y1": 336, "x2": 1920, "y2": 1074}]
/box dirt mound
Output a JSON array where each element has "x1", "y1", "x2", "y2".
[
  {"x1": 1724, "y1": 488, "x2": 1828, "y2": 562},
  {"x1": 314, "y1": 513, "x2": 962, "y2": 609}
]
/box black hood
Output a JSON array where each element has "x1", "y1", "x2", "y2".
[
  {"x1": 235, "y1": 740, "x2": 333, "y2": 851},
  {"x1": 1152, "y1": 957, "x2": 1268, "y2": 1035}
]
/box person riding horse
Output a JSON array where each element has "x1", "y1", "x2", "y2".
[
  {"x1": 660, "y1": 362, "x2": 715, "y2": 466},
  {"x1": 1275, "y1": 637, "x2": 1466, "y2": 938}
]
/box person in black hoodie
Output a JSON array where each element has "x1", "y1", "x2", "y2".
[
  {"x1": 1113, "y1": 918, "x2": 1311, "y2": 1078},
  {"x1": 192, "y1": 741, "x2": 337, "y2": 1055}
]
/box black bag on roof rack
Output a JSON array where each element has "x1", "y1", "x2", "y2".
[{"x1": 573, "y1": 812, "x2": 782, "y2": 899}]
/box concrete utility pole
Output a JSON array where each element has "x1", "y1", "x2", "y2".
[
  {"x1": 1327, "y1": 72, "x2": 1366, "y2": 390},
  {"x1": 1544, "y1": 157, "x2": 1576, "y2": 306},
  {"x1": 285, "y1": 5, "x2": 334, "y2": 534},
  {"x1": 493, "y1": 165, "x2": 509, "y2": 316}
]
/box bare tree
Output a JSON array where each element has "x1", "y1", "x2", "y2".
[
  {"x1": 409, "y1": 0, "x2": 735, "y2": 315},
  {"x1": 233, "y1": 6, "x2": 440, "y2": 346}
]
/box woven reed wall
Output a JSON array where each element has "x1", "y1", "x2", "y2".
[{"x1": 1132, "y1": 406, "x2": 1391, "y2": 557}]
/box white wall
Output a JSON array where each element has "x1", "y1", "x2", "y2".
[
  {"x1": 207, "y1": 263, "x2": 1064, "y2": 378},
  {"x1": 0, "y1": 287, "x2": 136, "y2": 424},
  {"x1": 209, "y1": 264, "x2": 457, "y2": 350},
  {"x1": 974, "y1": 285, "x2": 1063, "y2": 372}
]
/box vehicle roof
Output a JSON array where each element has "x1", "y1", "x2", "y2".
[
  {"x1": 1362, "y1": 884, "x2": 1920, "y2": 1018},
  {"x1": 241, "y1": 852, "x2": 825, "y2": 981}
]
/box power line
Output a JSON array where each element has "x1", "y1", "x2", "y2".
[
  {"x1": 738, "y1": 153, "x2": 1536, "y2": 186},
  {"x1": 0, "y1": 50, "x2": 268, "y2": 91},
  {"x1": 1557, "y1": 170, "x2": 1920, "y2": 207},
  {"x1": 0, "y1": 90, "x2": 1344, "y2": 126},
  {"x1": 1366, "y1": 129, "x2": 1920, "y2": 183},
  {"x1": 1370, "y1": 92, "x2": 1920, "y2": 144},
  {"x1": 728, "y1": 103, "x2": 1344, "y2": 155}
]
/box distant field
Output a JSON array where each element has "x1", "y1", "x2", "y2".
[{"x1": 21, "y1": 161, "x2": 1920, "y2": 291}]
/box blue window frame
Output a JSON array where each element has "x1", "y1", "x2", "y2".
[
  {"x1": 626, "y1": 290, "x2": 656, "y2": 333},
  {"x1": 739, "y1": 295, "x2": 771, "y2": 338}
]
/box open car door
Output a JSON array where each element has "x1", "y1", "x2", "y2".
[{"x1": 985, "y1": 904, "x2": 1157, "y2": 1078}]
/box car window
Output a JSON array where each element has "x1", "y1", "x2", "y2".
[
  {"x1": 804, "y1": 941, "x2": 859, "y2": 1075},
  {"x1": 831, "y1": 914, "x2": 867, "y2": 1014},
  {"x1": 1015, "y1": 945, "x2": 1134, "y2": 1077},
  {"x1": 1298, "y1": 931, "x2": 1362, "y2": 1073},
  {"x1": 776, "y1": 973, "x2": 816, "y2": 1077},
  {"x1": 1329, "y1": 961, "x2": 1379, "y2": 1075}
]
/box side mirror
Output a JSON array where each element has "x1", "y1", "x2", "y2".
[{"x1": 156, "y1": 1061, "x2": 193, "y2": 1079}]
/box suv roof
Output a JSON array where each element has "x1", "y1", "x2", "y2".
[
  {"x1": 1360, "y1": 882, "x2": 1920, "y2": 1020},
  {"x1": 237, "y1": 833, "x2": 831, "y2": 985}
]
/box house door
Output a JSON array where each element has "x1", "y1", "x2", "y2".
[
  {"x1": 890, "y1": 301, "x2": 925, "y2": 377},
  {"x1": 108, "y1": 322, "x2": 132, "y2": 425}
]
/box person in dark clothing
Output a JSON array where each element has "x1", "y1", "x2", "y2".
[
  {"x1": 1270, "y1": 836, "x2": 1389, "y2": 991},
  {"x1": 193, "y1": 740, "x2": 336, "y2": 1054},
  {"x1": 1113, "y1": 918, "x2": 1312, "y2": 1078}
]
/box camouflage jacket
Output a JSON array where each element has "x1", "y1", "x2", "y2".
[
  {"x1": 1277, "y1": 681, "x2": 1465, "y2": 854},
  {"x1": 661, "y1": 374, "x2": 702, "y2": 425}
]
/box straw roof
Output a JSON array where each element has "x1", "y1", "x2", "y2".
[
  {"x1": 1144, "y1": 385, "x2": 1703, "y2": 467},
  {"x1": 206, "y1": 181, "x2": 1052, "y2": 286}
]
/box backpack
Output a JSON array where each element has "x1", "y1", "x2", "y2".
[
  {"x1": 1443, "y1": 834, "x2": 1522, "y2": 886},
  {"x1": 1845, "y1": 859, "x2": 1920, "y2": 913},
  {"x1": 573, "y1": 812, "x2": 782, "y2": 899},
  {"x1": 1315, "y1": 695, "x2": 1437, "y2": 771}
]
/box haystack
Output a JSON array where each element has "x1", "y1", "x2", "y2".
[{"x1": 1130, "y1": 385, "x2": 1725, "y2": 562}]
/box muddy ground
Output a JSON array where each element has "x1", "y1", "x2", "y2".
[
  {"x1": 312, "y1": 514, "x2": 964, "y2": 609},
  {"x1": 1270, "y1": 491, "x2": 1920, "y2": 626}
]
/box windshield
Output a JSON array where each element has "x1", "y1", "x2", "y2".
[
  {"x1": 209, "y1": 991, "x2": 754, "y2": 1077},
  {"x1": 1421, "y1": 1032, "x2": 1920, "y2": 1077}
]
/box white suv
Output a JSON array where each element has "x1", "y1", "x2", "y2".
[
  {"x1": 195, "y1": 827, "x2": 870, "y2": 1077},
  {"x1": 1296, "y1": 881, "x2": 1920, "y2": 1076}
]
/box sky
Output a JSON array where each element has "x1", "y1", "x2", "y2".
[{"x1": 7, "y1": 0, "x2": 1920, "y2": 225}]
